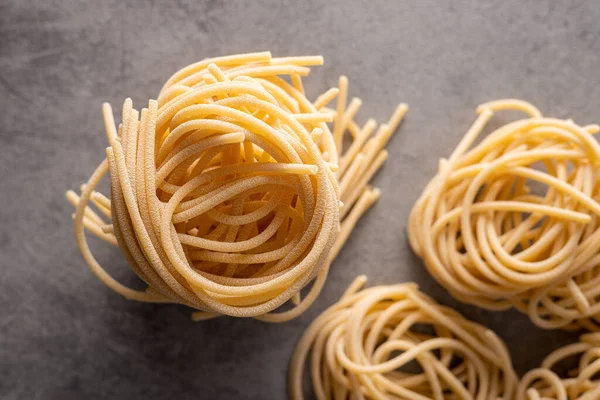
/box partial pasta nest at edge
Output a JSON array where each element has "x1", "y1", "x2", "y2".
[{"x1": 289, "y1": 276, "x2": 518, "y2": 400}]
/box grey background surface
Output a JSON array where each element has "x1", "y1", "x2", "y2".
[{"x1": 2, "y1": 1, "x2": 599, "y2": 399}]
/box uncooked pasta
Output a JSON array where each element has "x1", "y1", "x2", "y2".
[
  {"x1": 517, "y1": 333, "x2": 600, "y2": 400},
  {"x1": 289, "y1": 276, "x2": 517, "y2": 399},
  {"x1": 66, "y1": 52, "x2": 407, "y2": 321},
  {"x1": 408, "y1": 99, "x2": 600, "y2": 330}
]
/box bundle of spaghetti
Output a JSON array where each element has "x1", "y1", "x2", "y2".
[
  {"x1": 289, "y1": 276, "x2": 517, "y2": 399},
  {"x1": 66, "y1": 52, "x2": 408, "y2": 321},
  {"x1": 408, "y1": 99, "x2": 600, "y2": 330},
  {"x1": 517, "y1": 333, "x2": 600, "y2": 400}
]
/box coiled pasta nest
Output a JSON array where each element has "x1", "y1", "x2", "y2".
[
  {"x1": 289, "y1": 276, "x2": 517, "y2": 399},
  {"x1": 67, "y1": 52, "x2": 407, "y2": 321},
  {"x1": 408, "y1": 99, "x2": 600, "y2": 330}
]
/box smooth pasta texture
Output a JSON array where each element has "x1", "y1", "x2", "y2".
[
  {"x1": 66, "y1": 52, "x2": 407, "y2": 321},
  {"x1": 517, "y1": 333, "x2": 600, "y2": 400},
  {"x1": 408, "y1": 99, "x2": 600, "y2": 330},
  {"x1": 289, "y1": 276, "x2": 517, "y2": 399}
]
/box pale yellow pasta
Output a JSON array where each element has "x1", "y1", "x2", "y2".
[
  {"x1": 517, "y1": 333, "x2": 600, "y2": 400},
  {"x1": 66, "y1": 52, "x2": 407, "y2": 321},
  {"x1": 408, "y1": 99, "x2": 600, "y2": 330},
  {"x1": 289, "y1": 276, "x2": 517, "y2": 399}
]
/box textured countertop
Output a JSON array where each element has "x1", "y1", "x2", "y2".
[{"x1": 2, "y1": 1, "x2": 600, "y2": 399}]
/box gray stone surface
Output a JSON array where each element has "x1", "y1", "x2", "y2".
[{"x1": 2, "y1": 1, "x2": 600, "y2": 398}]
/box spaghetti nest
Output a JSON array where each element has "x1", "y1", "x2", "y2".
[
  {"x1": 289, "y1": 276, "x2": 517, "y2": 400},
  {"x1": 517, "y1": 333, "x2": 600, "y2": 400},
  {"x1": 408, "y1": 99, "x2": 600, "y2": 330},
  {"x1": 67, "y1": 52, "x2": 407, "y2": 321}
]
